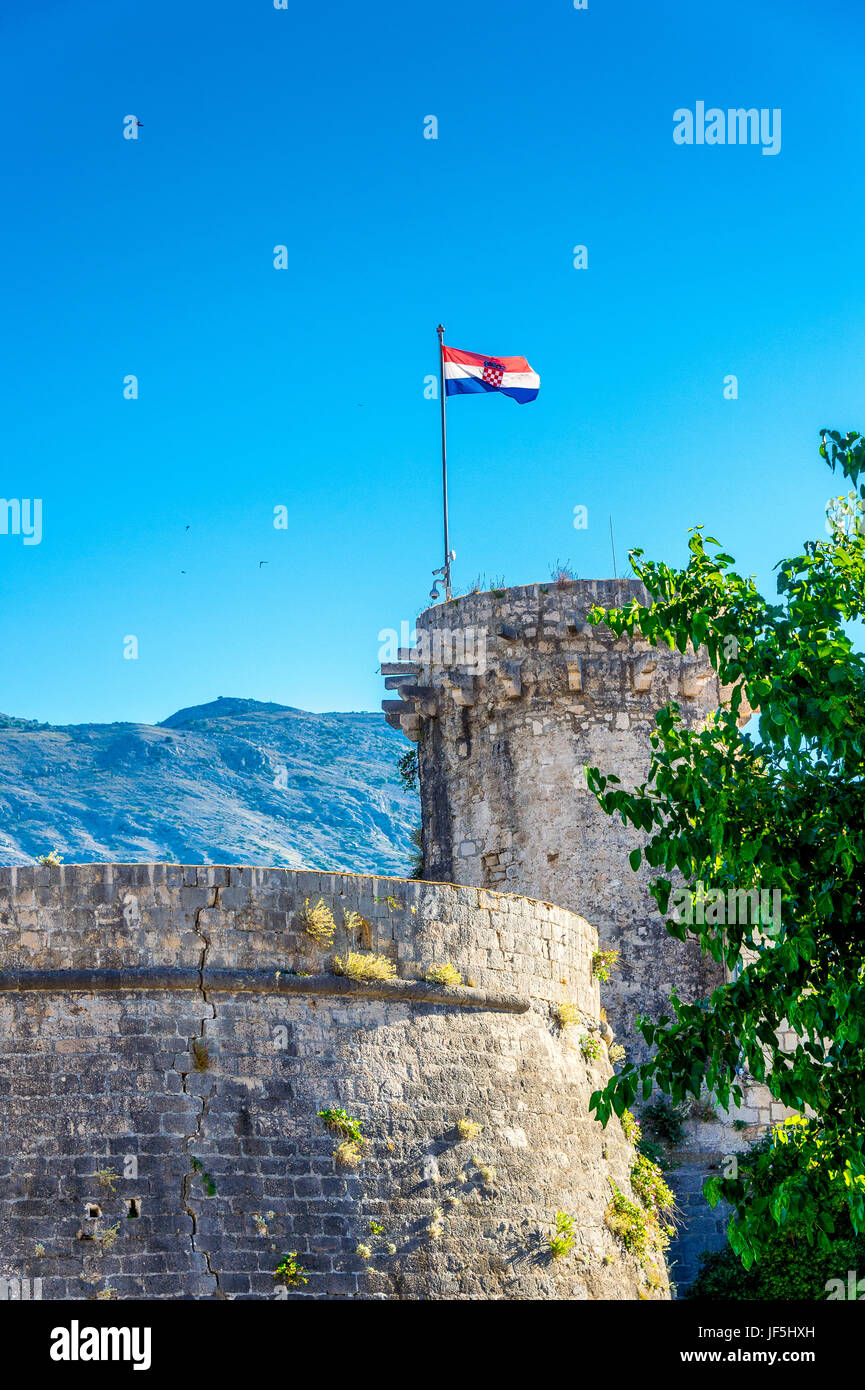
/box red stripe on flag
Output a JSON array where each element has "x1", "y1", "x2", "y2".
[{"x1": 442, "y1": 345, "x2": 532, "y2": 374}]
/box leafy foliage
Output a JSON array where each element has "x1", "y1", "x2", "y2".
[
  {"x1": 620, "y1": 1109, "x2": 641, "y2": 1143},
  {"x1": 606, "y1": 1153, "x2": 676, "y2": 1271},
  {"x1": 592, "y1": 949, "x2": 620, "y2": 983},
  {"x1": 691, "y1": 1124, "x2": 865, "y2": 1298},
  {"x1": 585, "y1": 430, "x2": 865, "y2": 1264},
  {"x1": 641, "y1": 1097, "x2": 687, "y2": 1148},
  {"x1": 274, "y1": 1252, "x2": 309, "y2": 1287},
  {"x1": 606, "y1": 1186, "x2": 653, "y2": 1261},
  {"x1": 396, "y1": 748, "x2": 419, "y2": 792},
  {"x1": 549, "y1": 1211, "x2": 576, "y2": 1259},
  {"x1": 318, "y1": 1107, "x2": 363, "y2": 1144}
]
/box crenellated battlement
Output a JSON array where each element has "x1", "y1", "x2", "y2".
[{"x1": 382, "y1": 580, "x2": 746, "y2": 744}]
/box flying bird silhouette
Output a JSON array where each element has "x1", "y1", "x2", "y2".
[{"x1": 259, "y1": 560, "x2": 268, "y2": 568}]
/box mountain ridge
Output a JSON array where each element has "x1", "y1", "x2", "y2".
[{"x1": 0, "y1": 696, "x2": 418, "y2": 875}]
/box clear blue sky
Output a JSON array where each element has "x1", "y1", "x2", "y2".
[{"x1": 1, "y1": 0, "x2": 863, "y2": 725}]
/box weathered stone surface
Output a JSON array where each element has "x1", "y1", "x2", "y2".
[
  {"x1": 400, "y1": 580, "x2": 778, "y2": 1292},
  {"x1": 0, "y1": 863, "x2": 662, "y2": 1300}
]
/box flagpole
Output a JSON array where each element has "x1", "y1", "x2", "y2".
[{"x1": 436, "y1": 323, "x2": 452, "y2": 598}]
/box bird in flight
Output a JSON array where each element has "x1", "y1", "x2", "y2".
[
  {"x1": 259, "y1": 560, "x2": 268, "y2": 568},
  {"x1": 185, "y1": 524, "x2": 190, "y2": 532}
]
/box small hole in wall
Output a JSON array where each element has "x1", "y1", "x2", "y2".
[
  {"x1": 86, "y1": 1204, "x2": 102, "y2": 1220},
  {"x1": 127, "y1": 1198, "x2": 141, "y2": 1219}
]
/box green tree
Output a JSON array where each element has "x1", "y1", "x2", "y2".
[
  {"x1": 585, "y1": 430, "x2": 865, "y2": 1269},
  {"x1": 686, "y1": 1122, "x2": 865, "y2": 1298}
]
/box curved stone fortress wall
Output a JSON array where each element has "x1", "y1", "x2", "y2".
[
  {"x1": 0, "y1": 863, "x2": 662, "y2": 1300},
  {"x1": 383, "y1": 579, "x2": 760, "y2": 1289}
]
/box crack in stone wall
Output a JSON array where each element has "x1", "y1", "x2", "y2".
[{"x1": 179, "y1": 887, "x2": 224, "y2": 1298}]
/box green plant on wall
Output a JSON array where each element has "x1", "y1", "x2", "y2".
[
  {"x1": 620, "y1": 1109, "x2": 641, "y2": 1143},
  {"x1": 300, "y1": 898, "x2": 336, "y2": 945},
  {"x1": 554, "y1": 1000, "x2": 579, "y2": 1030},
  {"x1": 549, "y1": 1211, "x2": 576, "y2": 1260},
  {"x1": 396, "y1": 748, "x2": 419, "y2": 792},
  {"x1": 189, "y1": 1157, "x2": 216, "y2": 1196},
  {"x1": 605, "y1": 1185, "x2": 653, "y2": 1261},
  {"x1": 641, "y1": 1096, "x2": 687, "y2": 1147},
  {"x1": 342, "y1": 908, "x2": 376, "y2": 945},
  {"x1": 274, "y1": 1253, "x2": 309, "y2": 1287},
  {"x1": 318, "y1": 1108, "x2": 363, "y2": 1144},
  {"x1": 592, "y1": 949, "x2": 620, "y2": 983},
  {"x1": 332, "y1": 951, "x2": 397, "y2": 982},
  {"x1": 425, "y1": 962, "x2": 462, "y2": 986},
  {"x1": 629, "y1": 1152, "x2": 676, "y2": 1223},
  {"x1": 605, "y1": 1151, "x2": 676, "y2": 1273},
  {"x1": 94, "y1": 1166, "x2": 117, "y2": 1193}
]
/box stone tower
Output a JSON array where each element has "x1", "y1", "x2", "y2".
[{"x1": 382, "y1": 578, "x2": 760, "y2": 1288}]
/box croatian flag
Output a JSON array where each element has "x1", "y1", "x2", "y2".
[{"x1": 443, "y1": 345, "x2": 540, "y2": 405}]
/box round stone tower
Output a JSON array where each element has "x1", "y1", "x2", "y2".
[
  {"x1": 382, "y1": 578, "x2": 758, "y2": 1288},
  {"x1": 383, "y1": 579, "x2": 736, "y2": 1052},
  {"x1": 0, "y1": 862, "x2": 665, "y2": 1301}
]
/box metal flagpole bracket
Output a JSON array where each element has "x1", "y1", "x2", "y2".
[{"x1": 430, "y1": 550, "x2": 456, "y2": 603}]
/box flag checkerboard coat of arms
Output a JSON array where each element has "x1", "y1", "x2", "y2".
[{"x1": 482, "y1": 359, "x2": 505, "y2": 388}]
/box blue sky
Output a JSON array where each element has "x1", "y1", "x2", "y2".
[{"x1": 1, "y1": 0, "x2": 863, "y2": 725}]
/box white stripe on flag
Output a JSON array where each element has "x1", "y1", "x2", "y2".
[{"x1": 444, "y1": 363, "x2": 539, "y2": 390}]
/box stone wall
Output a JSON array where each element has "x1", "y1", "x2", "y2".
[
  {"x1": 0, "y1": 862, "x2": 665, "y2": 1300},
  {"x1": 382, "y1": 579, "x2": 765, "y2": 1290}
]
